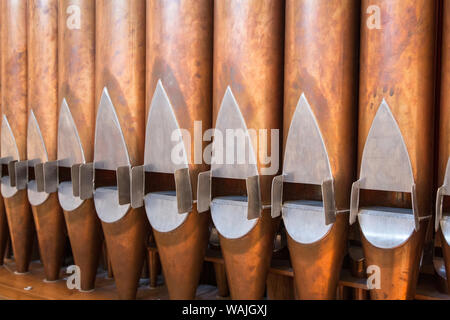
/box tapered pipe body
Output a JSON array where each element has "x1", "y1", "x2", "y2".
[
  {"x1": 146, "y1": 0, "x2": 213, "y2": 299},
  {"x1": 438, "y1": 0, "x2": 450, "y2": 292},
  {"x1": 283, "y1": 0, "x2": 359, "y2": 299},
  {"x1": 0, "y1": 0, "x2": 34, "y2": 273},
  {"x1": 358, "y1": 0, "x2": 437, "y2": 299},
  {"x1": 27, "y1": 0, "x2": 65, "y2": 282},
  {"x1": 213, "y1": 0, "x2": 284, "y2": 299},
  {"x1": 58, "y1": 0, "x2": 102, "y2": 292},
  {"x1": 96, "y1": 0, "x2": 148, "y2": 300}
]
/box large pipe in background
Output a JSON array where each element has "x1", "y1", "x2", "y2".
[
  {"x1": 27, "y1": 0, "x2": 65, "y2": 282},
  {"x1": 58, "y1": 0, "x2": 102, "y2": 292},
  {"x1": 436, "y1": 0, "x2": 450, "y2": 293},
  {"x1": 282, "y1": 0, "x2": 359, "y2": 299},
  {"x1": 211, "y1": 0, "x2": 284, "y2": 299},
  {"x1": 0, "y1": 10, "x2": 7, "y2": 267},
  {"x1": 95, "y1": 0, "x2": 148, "y2": 300},
  {"x1": 354, "y1": 0, "x2": 437, "y2": 299},
  {"x1": 0, "y1": 0, "x2": 35, "y2": 274},
  {"x1": 145, "y1": 0, "x2": 213, "y2": 299}
]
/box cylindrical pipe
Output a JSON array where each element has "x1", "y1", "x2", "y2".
[
  {"x1": 58, "y1": 0, "x2": 102, "y2": 292},
  {"x1": 0, "y1": 0, "x2": 34, "y2": 274},
  {"x1": 438, "y1": 0, "x2": 450, "y2": 293},
  {"x1": 359, "y1": 0, "x2": 437, "y2": 299},
  {"x1": 0, "y1": 14, "x2": 6, "y2": 266},
  {"x1": 27, "y1": 0, "x2": 65, "y2": 282},
  {"x1": 213, "y1": 0, "x2": 284, "y2": 299},
  {"x1": 96, "y1": 0, "x2": 148, "y2": 300},
  {"x1": 146, "y1": 0, "x2": 213, "y2": 299},
  {"x1": 283, "y1": 0, "x2": 359, "y2": 299}
]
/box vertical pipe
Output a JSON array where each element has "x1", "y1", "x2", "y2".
[
  {"x1": 58, "y1": 0, "x2": 102, "y2": 292},
  {"x1": 0, "y1": 9, "x2": 6, "y2": 266},
  {"x1": 146, "y1": 0, "x2": 213, "y2": 299},
  {"x1": 1, "y1": 0, "x2": 34, "y2": 274},
  {"x1": 213, "y1": 0, "x2": 284, "y2": 299},
  {"x1": 438, "y1": 0, "x2": 450, "y2": 292},
  {"x1": 283, "y1": 0, "x2": 359, "y2": 299},
  {"x1": 27, "y1": 0, "x2": 65, "y2": 282},
  {"x1": 358, "y1": 0, "x2": 437, "y2": 299},
  {"x1": 95, "y1": 0, "x2": 148, "y2": 300}
]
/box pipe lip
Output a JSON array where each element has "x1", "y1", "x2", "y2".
[
  {"x1": 145, "y1": 191, "x2": 189, "y2": 233},
  {"x1": 359, "y1": 206, "x2": 415, "y2": 249},
  {"x1": 211, "y1": 196, "x2": 259, "y2": 240},
  {"x1": 283, "y1": 200, "x2": 332, "y2": 244},
  {"x1": 1, "y1": 176, "x2": 18, "y2": 199},
  {"x1": 441, "y1": 216, "x2": 450, "y2": 246},
  {"x1": 58, "y1": 181, "x2": 84, "y2": 212},
  {"x1": 94, "y1": 187, "x2": 130, "y2": 223}
]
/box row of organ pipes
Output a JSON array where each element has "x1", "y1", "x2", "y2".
[{"x1": 0, "y1": 0, "x2": 448, "y2": 300}]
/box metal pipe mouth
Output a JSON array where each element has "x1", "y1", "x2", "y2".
[
  {"x1": 283, "y1": 200, "x2": 332, "y2": 244},
  {"x1": 441, "y1": 216, "x2": 450, "y2": 246},
  {"x1": 94, "y1": 186, "x2": 130, "y2": 224},
  {"x1": 359, "y1": 206, "x2": 416, "y2": 249},
  {"x1": 210, "y1": 196, "x2": 259, "y2": 240},
  {"x1": 145, "y1": 191, "x2": 189, "y2": 233}
]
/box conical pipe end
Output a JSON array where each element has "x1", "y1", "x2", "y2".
[
  {"x1": 439, "y1": 230, "x2": 450, "y2": 292},
  {"x1": 287, "y1": 213, "x2": 348, "y2": 300},
  {"x1": 4, "y1": 190, "x2": 34, "y2": 273},
  {"x1": 102, "y1": 208, "x2": 149, "y2": 300},
  {"x1": 154, "y1": 207, "x2": 210, "y2": 300},
  {"x1": 64, "y1": 199, "x2": 103, "y2": 292},
  {"x1": 0, "y1": 197, "x2": 8, "y2": 266},
  {"x1": 361, "y1": 220, "x2": 427, "y2": 300},
  {"x1": 32, "y1": 193, "x2": 66, "y2": 281},
  {"x1": 219, "y1": 210, "x2": 278, "y2": 300}
]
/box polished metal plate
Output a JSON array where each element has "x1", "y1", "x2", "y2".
[
  {"x1": 1, "y1": 116, "x2": 20, "y2": 198},
  {"x1": 358, "y1": 206, "x2": 416, "y2": 249},
  {"x1": 79, "y1": 162, "x2": 94, "y2": 200},
  {"x1": 144, "y1": 191, "x2": 189, "y2": 233},
  {"x1": 58, "y1": 99, "x2": 86, "y2": 211},
  {"x1": 144, "y1": 80, "x2": 188, "y2": 174},
  {"x1": 27, "y1": 110, "x2": 50, "y2": 206},
  {"x1": 283, "y1": 94, "x2": 332, "y2": 184},
  {"x1": 131, "y1": 165, "x2": 145, "y2": 209},
  {"x1": 197, "y1": 171, "x2": 212, "y2": 213},
  {"x1": 44, "y1": 160, "x2": 59, "y2": 194},
  {"x1": 282, "y1": 200, "x2": 333, "y2": 244},
  {"x1": 15, "y1": 161, "x2": 29, "y2": 191},
  {"x1": 210, "y1": 196, "x2": 259, "y2": 240},
  {"x1": 271, "y1": 175, "x2": 283, "y2": 218},
  {"x1": 359, "y1": 100, "x2": 414, "y2": 193},
  {"x1": 246, "y1": 175, "x2": 262, "y2": 220},
  {"x1": 174, "y1": 168, "x2": 193, "y2": 214},
  {"x1": 211, "y1": 87, "x2": 258, "y2": 180},
  {"x1": 117, "y1": 165, "x2": 131, "y2": 205}
]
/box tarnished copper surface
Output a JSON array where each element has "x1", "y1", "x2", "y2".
[
  {"x1": 146, "y1": 0, "x2": 213, "y2": 299},
  {"x1": 32, "y1": 194, "x2": 66, "y2": 281},
  {"x1": 438, "y1": 0, "x2": 450, "y2": 292},
  {"x1": 58, "y1": 0, "x2": 101, "y2": 292},
  {"x1": 284, "y1": 0, "x2": 359, "y2": 300},
  {"x1": 213, "y1": 0, "x2": 284, "y2": 300},
  {"x1": 288, "y1": 214, "x2": 348, "y2": 299},
  {"x1": 28, "y1": 0, "x2": 65, "y2": 281},
  {"x1": 359, "y1": 0, "x2": 437, "y2": 299},
  {"x1": 1, "y1": 0, "x2": 34, "y2": 273},
  {"x1": 0, "y1": 199, "x2": 7, "y2": 265},
  {"x1": 153, "y1": 207, "x2": 210, "y2": 299},
  {"x1": 101, "y1": 208, "x2": 148, "y2": 300},
  {"x1": 96, "y1": 0, "x2": 147, "y2": 300}
]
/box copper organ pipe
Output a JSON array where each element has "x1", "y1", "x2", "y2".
[
  {"x1": 0, "y1": 0, "x2": 35, "y2": 274},
  {"x1": 436, "y1": 0, "x2": 450, "y2": 293},
  {"x1": 27, "y1": 0, "x2": 65, "y2": 282},
  {"x1": 58, "y1": 0, "x2": 102, "y2": 292},
  {"x1": 95, "y1": 0, "x2": 148, "y2": 300},
  {"x1": 354, "y1": 0, "x2": 437, "y2": 299},
  {"x1": 211, "y1": 0, "x2": 284, "y2": 299},
  {"x1": 283, "y1": 0, "x2": 359, "y2": 299},
  {"x1": 145, "y1": 0, "x2": 213, "y2": 299}
]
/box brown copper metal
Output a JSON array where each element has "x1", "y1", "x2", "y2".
[
  {"x1": 96, "y1": 0, "x2": 148, "y2": 300},
  {"x1": 438, "y1": 0, "x2": 450, "y2": 293},
  {"x1": 0, "y1": 199, "x2": 7, "y2": 265},
  {"x1": 213, "y1": 0, "x2": 284, "y2": 300},
  {"x1": 0, "y1": 0, "x2": 34, "y2": 274},
  {"x1": 58, "y1": 0, "x2": 102, "y2": 292},
  {"x1": 146, "y1": 0, "x2": 213, "y2": 300},
  {"x1": 28, "y1": 0, "x2": 65, "y2": 282},
  {"x1": 359, "y1": 0, "x2": 437, "y2": 299},
  {"x1": 284, "y1": 0, "x2": 359, "y2": 300}
]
